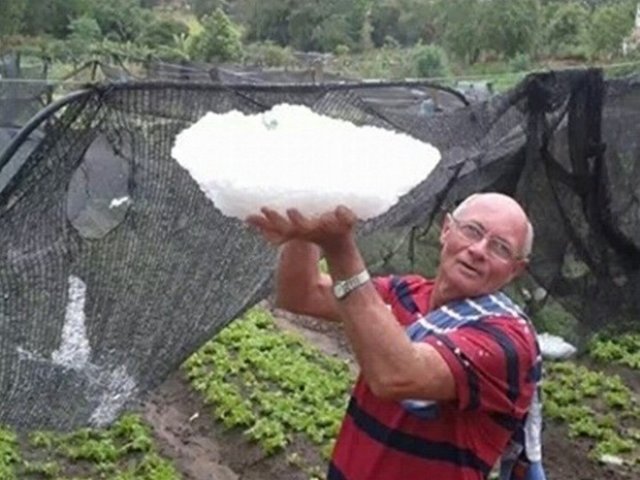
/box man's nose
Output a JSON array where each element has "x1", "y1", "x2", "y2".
[{"x1": 467, "y1": 236, "x2": 490, "y2": 258}]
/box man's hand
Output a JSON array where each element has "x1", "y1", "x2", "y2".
[{"x1": 246, "y1": 206, "x2": 358, "y2": 252}]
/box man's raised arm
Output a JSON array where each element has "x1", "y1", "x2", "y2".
[
  {"x1": 274, "y1": 240, "x2": 341, "y2": 322},
  {"x1": 248, "y1": 207, "x2": 456, "y2": 401}
]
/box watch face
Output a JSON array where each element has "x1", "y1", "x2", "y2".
[{"x1": 333, "y1": 283, "x2": 346, "y2": 299}]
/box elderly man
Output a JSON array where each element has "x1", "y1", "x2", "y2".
[{"x1": 247, "y1": 192, "x2": 540, "y2": 480}]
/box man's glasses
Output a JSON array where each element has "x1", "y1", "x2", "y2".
[{"x1": 448, "y1": 214, "x2": 521, "y2": 262}]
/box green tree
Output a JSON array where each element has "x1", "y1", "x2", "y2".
[
  {"x1": 412, "y1": 44, "x2": 449, "y2": 78},
  {"x1": 155, "y1": 32, "x2": 193, "y2": 62},
  {"x1": 237, "y1": 0, "x2": 376, "y2": 52},
  {"x1": 360, "y1": 11, "x2": 375, "y2": 51},
  {"x1": 91, "y1": 0, "x2": 152, "y2": 42},
  {"x1": 187, "y1": 0, "x2": 228, "y2": 19},
  {"x1": 236, "y1": 0, "x2": 290, "y2": 45},
  {"x1": 67, "y1": 15, "x2": 102, "y2": 63},
  {"x1": 287, "y1": 3, "x2": 323, "y2": 50},
  {"x1": 21, "y1": 0, "x2": 93, "y2": 38},
  {"x1": 437, "y1": 0, "x2": 484, "y2": 63},
  {"x1": 541, "y1": 0, "x2": 634, "y2": 11},
  {"x1": 189, "y1": 8, "x2": 243, "y2": 62},
  {"x1": 346, "y1": 0, "x2": 373, "y2": 50},
  {"x1": 140, "y1": 17, "x2": 190, "y2": 48},
  {"x1": 587, "y1": 3, "x2": 636, "y2": 57},
  {"x1": 479, "y1": 0, "x2": 541, "y2": 58},
  {"x1": 243, "y1": 41, "x2": 295, "y2": 67},
  {"x1": 370, "y1": 0, "x2": 440, "y2": 47},
  {"x1": 369, "y1": 0, "x2": 401, "y2": 46},
  {"x1": 0, "y1": 0, "x2": 27, "y2": 37},
  {"x1": 288, "y1": 1, "x2": 365, "y2": 51},
  {"x1": 581, "y1": 0, "x2": 637, "y2": 10},
  {"x1": 542, "y1": 2, "x2": 589, "y2": 56},
  {"x1": 311, "y1": 14, "x2": 353, "y2": 52},
  {"x1": 286, "y1": 1, "x2": 355, "y2": 51}
]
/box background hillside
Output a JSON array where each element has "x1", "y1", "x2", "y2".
[{"x1": 2, "y1": 0, "x2": 640, "y2": 86}]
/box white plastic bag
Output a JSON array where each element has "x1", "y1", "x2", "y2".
[{"x1": 538, "y1": 332, "x2": 577, "y2": 360}]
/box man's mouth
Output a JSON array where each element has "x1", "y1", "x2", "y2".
[{"x1": 458, "y1": 260, "x2": 481, "y2": 276}]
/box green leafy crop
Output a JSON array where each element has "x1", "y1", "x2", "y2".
[
  {"x1": 588, "y1": 333, "x2": 640, "y2": 370},
  {"x1": 183, "y1": 307, "x2": 354, "y2": 475},
  {"x1": 543, "y1": 362, "x2": 640, "y2": 466},
  {"x1": 1, "y1": 414, "x2": 180, "y2": 479},
  {"x1": 0, "y1": 427, "x2": 20, "y2": 480}
]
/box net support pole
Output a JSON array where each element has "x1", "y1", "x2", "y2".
[{"x1": 0, "y1": 88, "x2": 93, "y2": 171}]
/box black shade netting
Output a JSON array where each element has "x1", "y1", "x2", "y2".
[
  {"x1": 0, "y1": 69, "x2": 637, "y2": 431},
  {"x1": 0, "y1": 53, "x2": 51, "y2": 129},
  {"x1": 1, "y1": 53, "x2": 51, "y2": 190},
  {"x1": 364, "y1": 69, "x2": 640, "y2": 334}
]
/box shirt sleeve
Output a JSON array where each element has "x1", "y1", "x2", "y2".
[
  {"x1": 372, "y1": 276, "x2": 393, "y2": 303},
  {"x1": 427, "y1": 316, "x2": 538, "y2": 417},
  {"x1": 372, "y1": 274, "x2": 431, "y2": 327}
]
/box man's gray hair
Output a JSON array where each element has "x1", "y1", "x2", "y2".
[{"x1": 452, "y1": 194, "x2": 534, "y2": 259}]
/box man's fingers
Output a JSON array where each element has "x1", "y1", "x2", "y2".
[
  {"x1": 287, "y1": 208, "x2": 314, "y2": 232},
  {"x1": 262, "y1": 229, "x2": 287, "y2": 245},
  {"x1": 246, "y1": 221, "x2": 287, "y2": 245},
  {"x1": 336, "y1": 205, "x2": 358, "y2": 226},
  {"x1": 246, "y1": 211, "x2": 290, "y2": 245},
  {"x1": 246, "y1": 214, "x2": 268, "y2": 229},
  {"x1": 261, "y1": 207, "x2": 291, "y2": 231},
  {"x1": 248, "y1": 206, "x2": 357, "y2": 246}
]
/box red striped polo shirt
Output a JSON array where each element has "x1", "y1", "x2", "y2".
[{"x1": 328, "y1": 274, "x2": 538, "y2": 480}]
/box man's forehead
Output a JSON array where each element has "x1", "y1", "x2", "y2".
[
  {"x1": 457, "y1": 199, "x2": 527, "y2": 237},
  {"x1": 459, "y1": 195, "x2": 526, "y2": 221},
  {"x1": 459, "y1": 202, "x2": 499, "y2": 218}
]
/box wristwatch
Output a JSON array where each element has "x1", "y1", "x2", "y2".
[{"x1": 333, "y1": 270, "x2": 371, "y2": 300}]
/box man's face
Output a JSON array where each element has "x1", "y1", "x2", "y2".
[{"x1": 437, "y1": 199, "x2": 527, "y2": 300}]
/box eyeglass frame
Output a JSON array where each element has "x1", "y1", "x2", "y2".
[{"x1": 447, "y1": 213, "x2": 526, "y2": 263}]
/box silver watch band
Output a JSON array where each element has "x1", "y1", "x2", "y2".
[{"x1": 332, "y1": 270, "x2": 371, "y2": 300}]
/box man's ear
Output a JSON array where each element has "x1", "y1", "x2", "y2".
[{"x1": 510, "y1": 258, "x2": 528, "y2": 280}]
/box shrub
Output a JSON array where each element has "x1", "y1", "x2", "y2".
[
  {"x1": 189, "y1": 8, "x2": 243, "y2": 63},
  {"x1": 66, "y1": 15, "x2": 102, "y2": 63},
  {"x1": 509, "y1": 53, "x2": 531, "y2": 72},
  {"x1": 412, "y1": 44, "x2": 448, "y2": 79},
  {"x1": 541, "y1": 1, "x2": 589, "y2": 56},
  {"x1": 140, "y1": 18, "x2": 190, "y2": 48},
  {"x1": 586, "y1": 3, "x2": 635, "y2": 58},
  {"x1": 243, "y1": 41, "x2": 296, "y2": 68},
  {"x1": 91, "y1": 0, "x2": 152, "y2": 43},
  {"x1": 335, "y1": 44, "x2": 350, "y2": 56}
]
